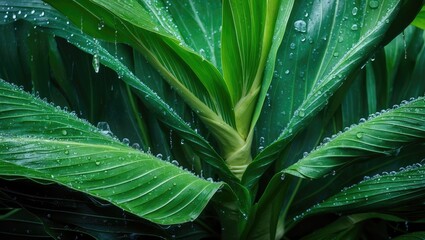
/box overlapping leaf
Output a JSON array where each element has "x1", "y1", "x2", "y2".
[
  {"x1": 244, "y1": 0, "x2": 412, "y2": 188},
  {"x1": 0, "y1": 79, "x2": 222, "y2": 224},
  {"x1": 44, "y1": 0, "x2": 237, "y2": 138},
  {"x1": 0, "y1": 0, "x2": 236, "y2": 180}
]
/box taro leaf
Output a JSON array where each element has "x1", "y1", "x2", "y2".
[
  {"x1": 284, "y1": 97, "x2": 425, "y2": 179},
  {"x1": 0, "y1": 79, "x2": 222, "y2": 225},
  {"x1": 0, "y1": 0, "x2": 236, "y2": 180},
  {"x1": 243, "y1": 0, "x2": 414, "y2": 189}
]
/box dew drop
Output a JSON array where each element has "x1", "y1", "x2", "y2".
[
  {"x1": 122, "y1": 138, "x2": 130, "y2": 146},
  {"x1": 199, "y1": 48, "x2": 205, "y2": 57},
  {"x1": 294, "y1": 20, "x2": 307, "y2": 33},
  {"x1": 356, "y1": 132, "x2": 363, "y2": 139},
  {"x1": 290, "y1": 42, "x2": 296, "y2": 49},
  {"x1": 369, "y1": 0, "x2": 379, "y2": 9},
  {"x1": 298, "y1": 109, "x2": 305, "y2": 117},
  {"x1": 351, "y1": 7, "x2": 358, "y2": 15},
  {"x1": 92, "y1": 54, "x2": 100, "y2": 73},
  {"x1": 61, "y1": 129, "x2": 68, "y2": 136},
  {"x1": 97, "y1": 122, "x2": 113, "y2": 136},
  {"x1": 351, "y1": 24, "x2": 358, "y2": 31},
  {"x1": 95, "y1": 161, "x2": 101, "y2": 166},
  {"x1": 64, "y1": 150, "x2": 69, "y2": 155}
]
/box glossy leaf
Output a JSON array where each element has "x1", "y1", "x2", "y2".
[
  {"x1": 244, "y1": 0, "x2": 407, "y2": 188},
  {"x1": 302, "y1": 163, "x2": 425, "y2": 218},
  {"x1": 44, "y1": 0, "x2": 239, "y2": 147},
  {"x1": 0, "y1": 79, "x2": 222, "y2": 225},
  {"x1": 285, "y1": 97, "x2": 425, "y2": 179},
  {"x1": 0, "y1": 0, "x2": 236, "y2": 180},
  {"x1": 412, "y1": 5, "x2": 425, "y2": 30}
]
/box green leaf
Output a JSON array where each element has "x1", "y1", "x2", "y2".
[
  {"x1": 41, "y1": 0, "x2": 259, "y2": 177},
  {"x1": 166, "y1": 1, "x2": 222, "y2": 70},
  {"x1": 0, "y1": 79, "x2": 222, "y2": 225},
  {"x1": 300, "y1": 162, "x2": 425, "y2": 219},
  {"x1": 393, "y1": 232, "x2": 425, "y2": 240},
  {"x1": 222, "y1": 0, "x2": 293, "y2": 139},
  {"x1": 285, "y1": 97, "x2": 425, "y2": 179},
  {"x1": 44, "y1": 0, "x2": 237, "y2": 136},
  {"x1": 0, "y1": 208, "x2": 52, "y2": 239},
  {"x1": 0, "y1": 0, "x2": 237, "y2": 180},
  {"x1": 301, "y1": 213, "x2": 407, "y2": 240},
  {"x1": 412, "y1": 5, "x2": 425, "y2": 30},
  {"x1": 244, "y1": 0, "x2": 407, "y2": 189},
  {"x1": 1, "y1": 178, "x2": 210, "y2": 239}
]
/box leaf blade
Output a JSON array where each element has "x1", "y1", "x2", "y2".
[{"x1": 0, "y1": 79, "x2": 222, "y2": 225}]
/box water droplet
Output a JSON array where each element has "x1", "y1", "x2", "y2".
[
  {"x1": 356, "y1": 132, "x2": 363, "y2": 139},
  {"x1": 97, "y1": 122, "x2": 112, "y2": 136},
  {"x1": 97, "y1": 20, "x2": 104, "y2": 30},
  {"x1": 95, "y1": 161, "x2": 101, "y2": 166},
  {"x1": 122, "y1": 138, "x2": 130, "y2": 146},
  {"x1": 338, "y1": 36, "x2": 344, "y2": 43},
  {"x1": 171, "y1": 160, "x2": 179, "y2": 166},
  {"x1": 92, "y1": 54, "x2": 100, "y2": 73},
  {"x1": 199, "y1": 48, "x2": 205, "y2": 57},
  {"x1": 298, "y1": 109, "x2": 305, "y2": 117},
  {"x1": 290, "y1": 42, "x2": 296, "y2": 49},
  {"x1": 369, "y1": 0, "x2": 379, "y2": 9},
  {"x1": 285, "y1": 69, "x2": 290, "y2": 75},
  {"x1": 64, "y1": 150, "x2": 69, "y2": 155},
  {"x1": 294, "y1": 20, "x2": 307, "y2": 33},
  {"x1": 61, "y1": 130, "x2": 68, "y2": 136},
  {"x1": 333, "y1": 52, "x2": 339, "y2": 57},
  {"x1": 132, "y1": 143, "x2": 140, "y2": 150},
  {"x1": 351, "y1": 24, "x2": 358, "y2": 31},
  {"x1": 39, "y1": 11, "x2": 45, "y2": 17},
  {"x1": 352, "y1": 7, "x2": 358, "y2": 15}
]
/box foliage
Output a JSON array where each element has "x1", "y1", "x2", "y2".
[{"x1": 1, "y1": 0, "x2": 425, "y2": 239}]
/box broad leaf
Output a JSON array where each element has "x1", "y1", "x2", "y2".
[
  {"x1": 244, "y1": 0, "x2": 411, "y2": 189},
  {"x1": 0, "y1": 79, "x2": 222, "y2": 225},
  {"x1": 298, "y1": 162, "x2": 425, "y2": 220},
  {"x1": 285, "y1": 97, "x2": 425, "y2": 179},
  {"x1": 44, "y1": 0, "x2": 240, "y2": 152},
  {"x1": 0, "y1": 0, "x2": 236, "y2": 180},
  {"x1": 412, "y1": 5, "x2": 425, "y2": 30},
  {"x1": 1, "y1": 178, "x2": 213, "y2": 239}
]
